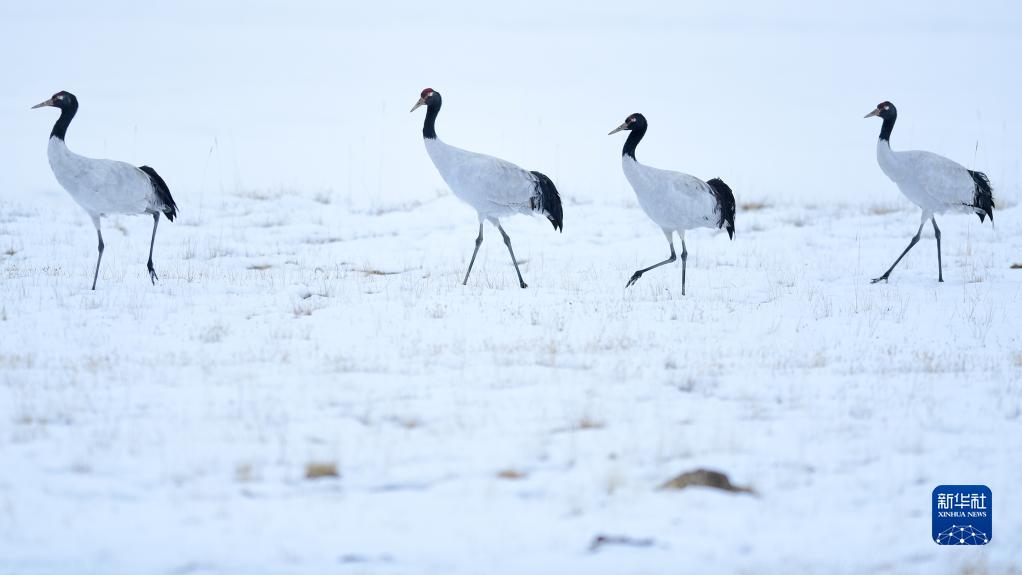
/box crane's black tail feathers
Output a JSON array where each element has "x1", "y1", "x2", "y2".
[
  {"x1": 967, "y1": 170, "x2": 994, "y2": 224},
  {"x1": 139, "y1": 165, "x2": 177, "y2": 222},
  {"x1": 530, "y1": 171, "x2": 563, "y2": 232},
  {"x1": 707, "y1": 178, "x2": 736, "y2": 240}
]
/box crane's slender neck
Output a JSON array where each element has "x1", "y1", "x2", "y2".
[
  {"x1": 622, "y1": 124, "x2": 646, "y2": 160},
  {"x1": 423, "y1": 100, "x2": 440, "y2": 140},
  {"x1": 879, "y1": 115, "x2": 895, "y2": 143},
  {"x1": 50, "y1": 104, "x2": 77, "y2": 141}
]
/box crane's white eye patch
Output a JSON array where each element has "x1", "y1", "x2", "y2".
[{"x1": 883, "y1": 105, "x2": 890, "y2": 110}]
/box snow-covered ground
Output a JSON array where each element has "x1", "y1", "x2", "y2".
[
  {"x1": 3, "y1": 1, "x2": 1022, "y2": 573},
  {"x1": 1, "y1": 185, "x2": 1020, "y2": 574}
]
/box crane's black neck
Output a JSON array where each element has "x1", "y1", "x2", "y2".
[
  {"x1": 423, "y1": 96, "x2": 441, "y2": 140},
  {"x1": 51, "y1": 103, "x2": 77, "y2": 141},
  {"x1": 879, "y1": 115, "x2": 895, "y2": 143},
  {"x1": 622, "y1": 124, "x2": 646, "y2": 160}
]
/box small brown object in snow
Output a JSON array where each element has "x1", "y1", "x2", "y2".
[
  {"x1": 658, "y1": 468, "x2": 755, "y2": 495},
  {"x1": 305, "y1": 462, "x2": 340, "y2": 480}
]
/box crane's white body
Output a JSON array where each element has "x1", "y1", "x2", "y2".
[
  {"x1": 876, "y1": 140, "x2": 977, "y2": 216},
  {"x1": 424, "y1": 138, "x2": 539, "y2": 221},
  {"x1": 622, "y1": 155, "x2": 720, "y2": 232},
  {"x1": 47, "y1": 137, "x2": 161, "y2": 217}
]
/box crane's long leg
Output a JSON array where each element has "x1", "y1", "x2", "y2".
[
  {"x1": 462, "y1": 222, "x2": 484, "y2": 286},
  {"x1": 147, "y1": 212, "x2": 161, "y2": 284},
  {"x1": 626, "y1": 229, "x2": 676, "y2": 288},
  {"x1": 931, "y1": 216, "x2": 943, "y2": 283},
  {"x1": 495, "y1": 222, "x2": 527, "y2": 289},
  {"x1": 91, "y1": 215, "x2": 104, "y2": 291},
  {"x1": 872, "y1": 212, "x2": 928, "y2": 284},
  {"x1": 680, "y1": 231, "x2": 689, "y2": 296}
]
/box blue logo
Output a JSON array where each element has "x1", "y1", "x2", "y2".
[{"x1": 932, "y1": 485, "x2": 991, "y2": 545}]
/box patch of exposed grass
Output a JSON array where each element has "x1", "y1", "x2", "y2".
[
  {"x1": 868, "y1": 204, "x2": 902, "y2": 216},
  {"x1": 389, "y1": 416, "x2": 422, "y2": 429},
  {"x1": 198, "y1": 324, "x2": 229, "y2": 344},
  {"x1": 234, "y1": 188, "x2": 295, "y2": 201},
  {"x1": 235, "y1": 463, "x2": 257, "y2": 483},
  {"x1": 358, "y1": 265, "x2": 400, "y2": 276},
  {"x1": 659, "y1": 468, "x2": 755, "y2": 494},
  {"x1": 740, "y1": 201, "x2": 769, "y2": 212},
  {"x1": 305, "y1": 462, "x2": 340, "y2": 480},
  {"x1": 496, "y1": 469, "x2": 527, "y2": 480}
]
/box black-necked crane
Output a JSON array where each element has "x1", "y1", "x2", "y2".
[
  {"x1": 410, "y1": 88, "x2": 563, "y2": 289},
  {"x1": 32, "y1": 91, "x2": 178, "y2": 290},
  {"x1": 609, "y1": 113, "x2": 735, "y2": 295},
  {"x1": 865, "y1": 101, "x2": 994, "y2": 283}
]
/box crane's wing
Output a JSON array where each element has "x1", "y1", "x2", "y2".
[
  {"x1": 657, "y1": 166, "x2": 719, "y2": 224},
  {"x1": 435, "y1": 144, "x2": 537, "y2": 211},
  {"x1": 897, "y1": 150, "x2": 975, "y2": 208}
]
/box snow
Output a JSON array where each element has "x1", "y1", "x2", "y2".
[
  {"x1": 2, "y1": 186, "x2": 1020, "y2": 573},
  {"x1": 2, "y1": 1, "x2": 1022, "y2": 572}
]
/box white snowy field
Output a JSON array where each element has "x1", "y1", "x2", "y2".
[
  {"x1": 3, "y1": 0, "x2": 1022, "y2": 573},
  {"x1": 1, "y1": 186, "x2": 1020, "y2": 574}
]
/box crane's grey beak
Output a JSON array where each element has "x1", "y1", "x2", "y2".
[
  {"x1": 864, "y1": 108, "x2": 880, "y2": 119},
  {"x1": 410, "y1": 97, "x2": 425, "y2": 113},
  {"x1": 31, "y1": 98, "x2": 54, "y2": 109},
  {"x1": 608, "y1": 122, "x2": 628, "y2": 135}
]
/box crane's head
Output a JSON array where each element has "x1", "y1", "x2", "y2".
[
  {"x1": 608, "y1": 113, "x2": 647, "y2": 135},
  {"x1": 410, "y1": 88, "x2": 440, "y2": 113},
  {"x1": 864, "y1": 101, "x2": 896, "y2": 120},
  {"x1": 32, "y1": 91, "x2": 78, "y2": 111}
]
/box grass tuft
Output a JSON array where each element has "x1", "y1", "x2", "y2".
[
  {"x1": 496, "y1": 469, "x2": 527, "y2": 480},
  {"x1": 740, "y1": 201, "x2": 769, "y2": 212},
  {"x1": 305, "y1": 462, "x2": 340, "y2": 480}
]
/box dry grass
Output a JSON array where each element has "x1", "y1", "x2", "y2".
[
  {"x1": 393, "y1": 417, "x2": 423, "y2": 429},
  {"x1": 552, "y1": 416, "x2": 605, "y2": 434},
  {"x1": 740, "y1": 201, "x2": 769, "y2": 212},
  {"x1": 234, "y1": 188, "x2": 295, "y2": 201},
  {"x1": 304, "y1": 462, "x2": 340, "y2": 480},
  {"x1": 868, "y1": 204, "x2": 902, "y2": 216},
  {"x1": 198, "y1": 323, "x2": 229, "y2": 344},
  {"x1": 235, "y1": 463, "x2": 256, "y2": 483},
  {"x1": 659, "y1": 469, "x2": 755, "y2": 494},
  {"x1": 357, "y1": 265, "x2": 400, "y2": 276},
  {"x1": 496, "y1": 469, "x2": 527, "y2": 480},
  {"x1": 247, "y1": 263, "x2": 273, "y2": 271}
]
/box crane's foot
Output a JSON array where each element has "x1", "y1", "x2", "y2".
[
  {"x1": 870, "y1": 273, "x2": 889, "y2": 284},
  {"x1": 519, "y1": 280, "x2": 528, "y2": 289},
  {"x1": 147, "y1": 262, "x2": 159, "y2": 285},
  {"x1": 626, "y1": 271, "x2": 643, "y2": 288}
]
